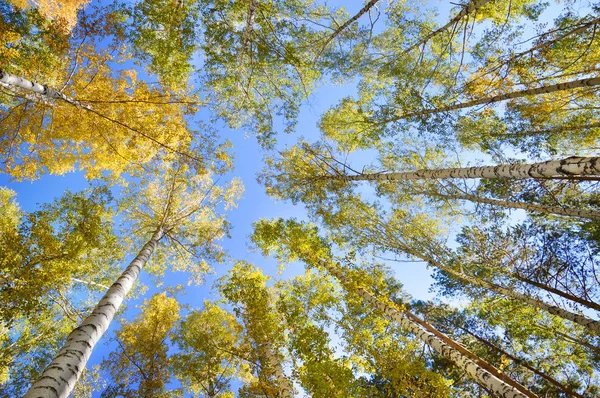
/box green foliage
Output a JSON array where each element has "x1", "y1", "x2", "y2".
[
  {"x1": 126, "y1": 0, "x2": 200, "y2": 89},
  {"x1": 101, "y1": 293, "x2": 181, "y2": 397},
  {"x1": 119, "y1": 158, "x2": 243, "y2": 283},
  {"x1": 218, "y1": 261, "x2": 290, "y2": 396},
  {"x1": 171, "y1": 302, "x2": 249, "y2": 397},
  {"x1": 0, "y1": 185, "x2": 120, "y2": 324}
]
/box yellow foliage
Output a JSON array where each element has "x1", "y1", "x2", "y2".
[{"x1": 9, "y1": 0, "x2": 89, "y2": 31}]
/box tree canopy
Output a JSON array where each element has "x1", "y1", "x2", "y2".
[{"x1": 2, "y1": 0, "x2": 600, "y2": 397}]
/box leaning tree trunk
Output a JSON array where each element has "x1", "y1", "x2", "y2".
[
  {"x1": 0, "y1": 69, "x2": 91, "y2": 110},
  {"x1": 388, "y1": 76, "x2": 600, "y2": 120},
  {"x1": 513, "y1": 274, "x2": 600, "y2": 312},
  {"x1": 312, "y1": 257, "x2": 536, "y2": 398},
  {"x1": 325, "y1": 0, "x2": 379, "y2": 45},
  {"x1": 420, "y1": 190, "x2": 600, "y2": 220},
  {"x1": 404, "y1": 0, "x2": 494, "y2": 53},
  {"x1": 23, "y1": 228, "x2": 164, "y2": 398},
  {"x1": 326, "y1": 156, "x2": 600, "y2": 182},
  {"x1": 427, "y1": 256, "x2": 600, "y2": 334},
  {"x1": 457, "y1": 325, "x2": 586, "y2": 398},
  {"x1": 369, "y1": 225, "x2": 600, "y2": 334}
]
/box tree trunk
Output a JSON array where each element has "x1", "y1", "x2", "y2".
[
  {"x1": 262, "y1": 344, "x2": 293, "y2": 398},
  {"x1": 0, "y1": 69, "x2": 91, "y2": 110},
  {"x1": 316, "y1": 259, "x2": 536, "y2": 398},
  {"x1": 327, "y1": 156, "x2": 600, "y2": 182},
  {"x1": 430, "y1": 258, "x2": 600, "y2": 334},
  {"x1": 326, "y1": 0, "x2": 379, "y2": 44},
  {"x1": 23, "y1": 228, "x2": 164, "y2": 398},
  {"x1": 389, "y1": 76, "x2": 600, "y2": 120},
  {"x1": 457, "y1": 325, "x2": 586, "y2": 398},
  {"x1": 513, "y1": 274, "x2": 600, "y2": 312},
  {"x1": 404, "y1": 0, "x2": 494, "y2": 53},
  {"x1": 422, "y1": 190, "x2": 600, "y2": 219},
  {"x1": 370, "y1": 226, "x2": 600, "y2": 334}
]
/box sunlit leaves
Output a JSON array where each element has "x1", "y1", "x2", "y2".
[
  {"x1": 171, "y1": 302, "x2": 250, "y2": 397},
  {"x1": 101, "y1": 293, "x2": 180, "y2": 397}
]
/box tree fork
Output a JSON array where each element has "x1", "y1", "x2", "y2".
[{"x1": 23, "y1": 228, "x2": 164, "y2": 398}]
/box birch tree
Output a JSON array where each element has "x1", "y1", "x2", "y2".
[
  {"x1": 171, "y1": 302, "x2": 251, "y2": 398},
  {"x1": 100, "y1": 293, "x2": 180, "y2": 398},
  {"x1": 23, "y1": 159, "x2": 242, "y2": 398},
  {"x1": 252, "y1": 218, "x2": 538, "y2": 398},
  {"x1": 218, "y1": 261, "x2": 294, "y2": 398},
  {"x1": 403, "y1": 0, "x2": 494, "y2": 54}
]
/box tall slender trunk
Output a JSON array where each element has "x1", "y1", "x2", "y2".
[
  {"x1": 420, "y1": 190, "x2": 600, "y2": 219},
  {"x1": 241, "y1": 0, "x2": 257, "y2": 56},
  {"x1": 404, "y1": 0, "x2": 494, "y2": 53},
  {"x1": 262, "y1": 343, "x2": 293, "y2": 398},
  {"x1": 552, "y1": 329, "x2": 600, "y2": 354},
  {"x1": 513, "y1": 274, "x2": 600, "y2": 312},
  {"x1": 312, "y1": 257, "x2": 535, "y2": 398},
  {"x1": 0, "y1": 69, "x2": 91, "y2": 110},
  {"x1": 501, "y1": 16, "x2": 600, "y2": 68},
  {"x1": 456, "y1": 325, "x2": 586, "y2": 398},
  {"x1": 387, "y1": 76, "x2": 600, "y2": 121},
  {"x1": 325, "y1": 0, "x2": 379, "y2": 45},
  {"x1": 371, "y1": 225, "x2": 600, "y2": 334},
  {"x1": 326, "y1": 156, "x2": 600, "y2": 182},
  {"x1": 23, "y1": 228, "x2": 164, "y2": 398},
  {"x1": 428, "y1": 255, "x2": 600, "y2": 333}
]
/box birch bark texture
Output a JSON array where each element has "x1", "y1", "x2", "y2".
[
  {"x1": 262, "y1": 343, "x2": 294, "y2": 398},
  {"x1": 0, "y1": 69, "x2": 92, "y2": 110},
  {"x1": 318, "y1": 260, "x2": 535, "y2": 398},
  {"x1": 329, "y1": 156, "x2": 600, "y2": 181},
  {"x1": 23, "y1": 228, "x2": 164, "y2": 398}
]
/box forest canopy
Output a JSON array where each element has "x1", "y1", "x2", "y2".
[{"x1": 1, "y1": 0, "x2": 600, "y2": 397}]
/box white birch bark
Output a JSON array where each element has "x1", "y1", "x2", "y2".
[
  {"x1": 393, "y1": 76, "x2": 600, "y2": 120},
  {"x1": 427, "y1": 191, "x2": 600, "y2": 219},
  {"x1": 317, "y1": 261, "x2": 535, "y2": 398},
  {"x1": 23, "y1": 228, "x2": 164, "y2": 398},
  {"x1": 263, "y1": 344, "x2": 293, "y2": 398},
  {"x1": 331, "y1": 156, "x2": 600, "y2": 182},
  {"x1": 0, "y1": 69, "x2": 91, "y2": 110},
  {"x1": 404, "y1": 0, "x2": 494, "y2": 53}
]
